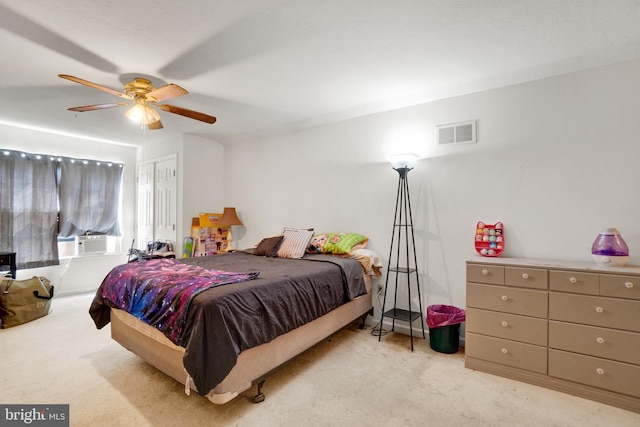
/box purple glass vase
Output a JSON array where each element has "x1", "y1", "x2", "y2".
[{"x1": 591, "y1": 228, "x2": 629, "y2": 266}]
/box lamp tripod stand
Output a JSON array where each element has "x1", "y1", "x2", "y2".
[{"x1": 379, "y1": 162, "x2": 425, "y2": 351}]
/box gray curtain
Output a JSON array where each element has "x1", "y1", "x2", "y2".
[
  {"x1": 0, "y1": 151, "x2": 59, "y2": 269},
  {"x1": 58, "y1": 159, "x2": 123, "y2": 237}
]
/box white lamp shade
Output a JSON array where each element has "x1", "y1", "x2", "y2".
[{"x1": 389, "y1": 153, "x2": 419, "y2": 170}]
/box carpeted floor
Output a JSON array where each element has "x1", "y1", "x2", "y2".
[{"x1": 1, "y1": 294, "x2": 639, "y2": 426}]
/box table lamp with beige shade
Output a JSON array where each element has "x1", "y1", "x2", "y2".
[{"x1": 218, "y1": 207, "x2": 243, "y2": 251}]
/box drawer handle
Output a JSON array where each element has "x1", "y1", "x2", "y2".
[
  {"x1": 482, "y1": 269, "x2": 489, "y2": 275},
  {"x1": 569, "y1": 277, "x2": 577, "y2": 284},
  {"x1": 596, "y1": 368, "x2": 605, "y2": 375},
  {"x1": 625, "y1": 281, "x2": 634, "y2": 289},
  {"x1": 501, "y1": 348, "x2": 508, "y2": 354},
  {"x1": 596, "y1": 337, "x2": 605, "y2": 344},
  {"x1": 595, "y1": 306, "x2": 604, "y2": 313},
  {"x1": 521, "y1": 273, "x2": 529, "y2": 279},
  {"x1": 501, "y1": 321, "x2": 508, "y2": 327},
  {"x1": 501, "y1": 295, "x2": 509, "y2": 301}
]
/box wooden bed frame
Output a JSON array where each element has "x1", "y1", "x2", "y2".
[{"x1": 109, "y1": 274, "x2": 373, "y2": 404}]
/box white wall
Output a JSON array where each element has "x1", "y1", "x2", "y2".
[
  {"x1": 181, "y1": 134, "x2": 225, "y2": 240},
  {"x1": 225, "y1": 57, "x2": 640, "y2": 326},
  {"x1": 0, "y1": 124, "x2": 137, "y2": 295}
]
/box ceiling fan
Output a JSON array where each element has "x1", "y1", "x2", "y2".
[{"x1": 58, "y1": 74, "x2": 216, "y2": 130}]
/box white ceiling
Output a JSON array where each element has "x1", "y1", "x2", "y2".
[{"x1": 1, "y1": 0, "x2": 640, "y2": 146}]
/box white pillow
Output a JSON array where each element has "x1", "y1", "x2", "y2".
[{"x1": 276, "y1": 227, "x2": 314, "y2": 259}]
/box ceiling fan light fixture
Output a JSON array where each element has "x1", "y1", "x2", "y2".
[
  {"x1": 125, "y1": 103, "x2": 160, "y2": 125},
  {"x1": 124, "y1": 103, "x2": 145, "y2": 123},
  {"x1": 143, "y1": 105, "x2": 161, "y2": 124}
]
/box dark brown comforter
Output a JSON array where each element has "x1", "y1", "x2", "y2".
[{"x1": 89, "y1": 251, "x2": 367, "y2": 396}]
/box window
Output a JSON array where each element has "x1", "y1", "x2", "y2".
[
  {"x1": 57, "y1": 157, "x2": 123, "y2": 237},
  {"x1": 0, "y1": 150, "x2": 124, "y2": 269},
  {"x1": 0, "y1": 151, "x2": 59, "y2": 269}
]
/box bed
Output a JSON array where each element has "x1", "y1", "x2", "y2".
[{"x1": 89, "y1": 236, "x2": 379, "y2": 404}]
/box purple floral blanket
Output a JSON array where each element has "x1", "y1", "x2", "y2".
[{"x1": 99, "y1": 258, "x2": 258, "y2": 343}]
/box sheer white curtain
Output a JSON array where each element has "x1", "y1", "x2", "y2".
[
  {"x1": 57, "y1": 158, "x2": 123, "y2": 237},
  {"x1": 0, "y1": 151, "x2": 59, "y2": 269}
]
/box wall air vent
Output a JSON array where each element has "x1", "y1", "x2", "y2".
[{"x1": 436, "y1": 120, "x2": 477, "y2": 145}]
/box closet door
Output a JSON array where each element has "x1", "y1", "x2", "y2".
[
  {"x1": 136, "y1": 162, "x2": 154, "y2": 249},
  {"x1": 153, "y1": 157, "x2": 177, "y2": 245},
  {"x1": 136, "y1": 155, "x2": 177, "y2": 250}
]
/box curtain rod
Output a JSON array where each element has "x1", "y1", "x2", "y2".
[{"x1": 1, "y1": 148, "x2": 125, "y2": 167}]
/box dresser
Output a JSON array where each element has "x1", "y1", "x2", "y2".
[{"x1": 465, "y1": 257, "x2": 640, "y2": 413}]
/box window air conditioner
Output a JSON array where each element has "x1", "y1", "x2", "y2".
[{"x1": 75, "y1": 235, "x2": 108, "y2": 255}]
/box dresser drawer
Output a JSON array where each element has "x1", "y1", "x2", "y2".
[
  {"x1": 467, "y1": 264, "x2": 504, "y2": 285},
  {"x1": 549, "y1": 270, "x2": 599, "y2": 295},
  {"x1": 505, "y1": 267, "x2": 547, "y2": 289},
  {"x1": 600, "y1": 274, "x2": 640, "y2": 301},
  {"x1": 466, "y1": 308, "x2": 547, "y2": 346},
  {"x1": 549, "y1": 349, "x2": 640, "y2": 398},
  {"x1": 549, "y1": 292, "x2": 640, "y2": 333},
  {"x1": 467, "y1": 283, "x2": 548, "y2": 318},
  {"x1": 549, "y1": 321, "x2": 640, "y2": 365},
  {"x1": 466, "y1": 333, "x2": 547, "y2": 374}
]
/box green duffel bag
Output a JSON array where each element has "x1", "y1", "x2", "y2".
[{"x1": 0, "y1": 276, "x2": 54, "y2": 328}]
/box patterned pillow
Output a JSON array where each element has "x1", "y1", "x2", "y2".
[
  {"x1": 253, "y1": 236, "x2": 284, "y2": 257},
  {"x1": 276, "y1": 227, "x2": 315, "y2": 259},
  {"x1": 307, "y1": 233, "x2": 368, "y2": 255}
]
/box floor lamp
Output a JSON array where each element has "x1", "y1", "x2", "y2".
[
  {"x1": 218, "y1": 207, "x2": 243, "y2": 251},
  {"x1": 379, "y1": 154, "x2": 425, "y2": 351}
]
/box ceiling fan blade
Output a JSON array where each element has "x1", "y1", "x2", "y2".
[
  {"x1": 58, "y1": 74, "x2": 131, "y2": 100},
  {"x1": 148, "y1": 120, "x2": 163, "y2": 130},
  {"x1": 68, "y1": 102, "x2": 129, "y2": 112},
  {"x1": 158, "y1": 104, "x2": 217, "y2": 124},
  {"x1": 146, "y1": 84, "x2": 188, "y2": 103}
]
